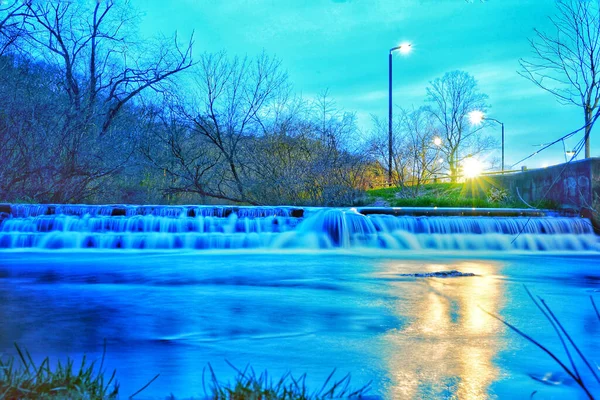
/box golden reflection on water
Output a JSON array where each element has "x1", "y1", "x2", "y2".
[{"x1": 382, "y1": 261, "x2": 504, "y2": 399}]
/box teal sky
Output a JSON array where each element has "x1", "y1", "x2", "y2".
[{"x1": 138, "y1": 0, "x2": 595, "y2": 169}]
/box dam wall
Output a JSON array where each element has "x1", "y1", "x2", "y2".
[{"x1": 481, "y1": 158, "x2": 600, "y2": 229}]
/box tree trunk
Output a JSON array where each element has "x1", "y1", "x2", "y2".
[
  {"x1": 585, "y1": 110, "x2": 591, "y2": 158},
  {"x1": 449, "y1": 150, "x2": 458, "y2": 183}
]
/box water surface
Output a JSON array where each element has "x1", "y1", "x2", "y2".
[{"x1": 1, "y1": 250, "x2": 599, "y2": 399}]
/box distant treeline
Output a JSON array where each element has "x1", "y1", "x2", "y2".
[
  {"x1": 0, "y1": 1, "x2": 375, "y2": 206},
  {"x1": 0, "y1": 1, "x2": 493, "y2": 205}
]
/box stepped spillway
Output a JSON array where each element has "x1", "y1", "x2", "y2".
[{"x1": 0, "y1": 204, "x2": 597, "y2": 252}]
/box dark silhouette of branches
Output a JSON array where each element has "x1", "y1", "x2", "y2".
[
  {"x1": 482, "y1": 287, "x2": 600, "y2": 399},
  {"x1": 0, "y1": 0, "x2": 31, "y2": 55},
  {"x1": 0, "y1": 1, "x2": 195, "y2": 203},
  {"x1": 21, "y1": 0, "x2": 194, "y2": 135},
  {"x1": 519, "y1": 0, "x2": 600, "y2": 158},
  {"x1": 425, "y1": 70, "x2": 492, "y2": 181}
]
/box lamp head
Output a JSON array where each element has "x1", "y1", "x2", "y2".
[
  {"x1": 399, "y1": 43, "x2": 412, "y2": 54},
  {"x1": 469, "y1": 110, "x2": 485, "y2": 125},
  {"x1": 391, "y1": 43, "x2": 412, "y2": 54}
]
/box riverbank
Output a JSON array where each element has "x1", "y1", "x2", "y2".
[{"x1": 365, "y1": 182, "x2": 557, "y2": 209}]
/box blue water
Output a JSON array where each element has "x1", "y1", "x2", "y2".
[
  {"x1": 1, "y1": 250, "x2": 599, "y2": 399},
  {"x1": 1, "y1": 205, "x2": 598, "y2": 251},
  {"x1": 1, "y1": 205, "x2": 599, "y2": 398}
]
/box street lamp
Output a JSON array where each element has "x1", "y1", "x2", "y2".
[
  {"x1": 388, "y1": 42, "x2": 411, "y2": 185},
  {"x1": 469, "y1": 111, "x2": 505, "y2": 173}
]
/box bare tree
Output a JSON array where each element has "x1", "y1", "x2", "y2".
[
  {"x1": 425, "y1": 70, "x2": 492, "y2": 182},
  {"x1": 0, "y1": 0, "x2": 30, "y2": 55},
  {"x1": 138, "y1": 95, "x2": 225, "y2": 204},
  {"x1": 398, "y1": 107, "x2": 445, "y2": 193},
  {"x1": 182, "y1": 51, "x2": 288, "y2": 204},
  {"x1": 520, "y1": 0, "x2": 600, "y2": 158},
  {"x1": 1, "y1": 0, "x2": 194, "y2": 202},
  {"x1": 22, "y1": 0, "x2": 193, "y2": 135},
  {"x1": 368, "y1": 108, "x2": 444, "y2": 192}
]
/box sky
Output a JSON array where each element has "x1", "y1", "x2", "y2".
[{"x1": 137, "y1": 0, "x2": 596, "y2": 170}]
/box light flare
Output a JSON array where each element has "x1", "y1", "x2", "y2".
[
  {"x1": 399, "y1": 43, "x2": 412, "y2": 54},
  {"x1": 463, "y1": 157, "x2": 483, "y2": 178},
  {"x1": 469, "y1": 110, "x2": 485, "y2": 125}
]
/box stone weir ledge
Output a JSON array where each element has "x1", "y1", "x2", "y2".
[{"x1": 0, "y1": 203, "x2": 552, "y2": 220}]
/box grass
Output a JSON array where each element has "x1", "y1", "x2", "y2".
[
  {"x1": 366, "y1": 182, "x2": 558, "y2": 209},
  {"x1": 0, "y1": 346, "x2": 371, "y2": 400},
  {"x1": 482, "y1": 287, "x2": 600, "y2": 399},
  {"x1": 202, "y1": 361, "x2": 371, "y2": 400},
  {"x1": 0, "y1": 343, "x2": 119, "y2": 399}
]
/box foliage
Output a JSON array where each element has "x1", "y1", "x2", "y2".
[
  {"x1": 487, "y1": 186, "x2": 509, "y2": 203},
  {"x1": 0, "y1": 1, "x2": 193, "y2": 203},
  {"x1": 368, "y1": 107, "x2": 445, "y2": 195},
  {"x1": 0, "y1": 344, "x2": 119, "y2": 399},
  {"x1": 0, "y1": 346, "x2": 370, "y2": 400},
  {"x1": 366, "y1": 182, "x2": 557, "y2": 209},
  {"x1": 204, "y1": 362, "x2": 371, "y2": 400},
  {"x1": 140, "y1": 84, "x2": 368, "y2": 206}
]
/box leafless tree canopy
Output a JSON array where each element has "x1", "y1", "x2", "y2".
[
  {"x1": 519, "y1": 0, "x2": 600, "y2": 158},
  {"x1": 0, "y1": 0, "x2": 368, "y2": 206},
  {"x1": 0, "y1": 0, "x2": 193, "y2": 203},
  {"x1": 426, "y1": 70, "x2": 493, "y2": 181},
  {"x1": 140, "y1": 59, "x2": 369, "y2": 206},
  {"x1": 367, "y1": 70, "x2": 495, "y2": 187},
  {"x1": 21, "y1": 0, "x2": 194, "y2": 135},
  {"x1": 1, "y1": 2, "x2": 505, "y2": 204},
  {"x1": 368, "y1": 107, "x2": 444, "y2": 192},
  {"x1": 0, "y1": 0, "x2": 30, "y2": 55}
]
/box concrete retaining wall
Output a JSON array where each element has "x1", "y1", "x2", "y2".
[{"x1": 482, "y1": 158, "x2": 600, "y2": 229}]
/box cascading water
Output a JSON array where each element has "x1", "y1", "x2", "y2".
[{"x1": 0, "y1": 204, "x2": 597, "y2": 251}]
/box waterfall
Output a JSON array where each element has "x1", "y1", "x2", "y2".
[{"x1": 0, "y1": 204, "x2": 597, "y2": 252}]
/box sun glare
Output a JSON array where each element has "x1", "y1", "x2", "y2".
[{"x1": 462, "y1": 157, "x2": 483, "y2": 179}]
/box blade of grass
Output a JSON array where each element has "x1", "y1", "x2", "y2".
[
  {"x1": 591, "y1": 296, "x2": 600, "y2": 322},
  {"x1": 480, "y1": 306, "x2": 594, "y2": 400},
  {"x1": 522, "y1": 286, "x2": 580, "y2": 380},
  {"x1": 128, "y1": 373, "x2": 159, "y2": 399},
  {"x1": 539, "y1": 298, "x2": 600, "y2": 385}
]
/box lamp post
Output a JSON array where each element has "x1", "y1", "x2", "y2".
[
  {"x1": 469, "y1": 111, "x2": 505, "y2": 173},
  {"x1": 388, "y1": 43, "x2": 411, "y2": 186}
]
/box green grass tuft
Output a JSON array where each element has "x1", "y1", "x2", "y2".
[
  {"x1": 0, "y1": 343, "x2": 119, "y2": 399},
  {"x1": 1, "y1": 345, "x2": 371, "y2": 399},
  {"x1": 203, "y1": 361, "x2": 371, "y2": 400}
]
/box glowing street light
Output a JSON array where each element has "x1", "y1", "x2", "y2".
[
  {"x1": 397, "y1": 43, "x2": 412, "y2": 55},
  {"x1": 433, "y1": 136, "x2": 442, "y2": 147},
  {"x1": 388, "y1": 42, "x2": 412, "y2": 185},
  {"x1": 469, "y1": 110, "x2": 485, "y2": 126},
  {"x1": 469, "y1": 110, "x2": 505, "y2": 173}
]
